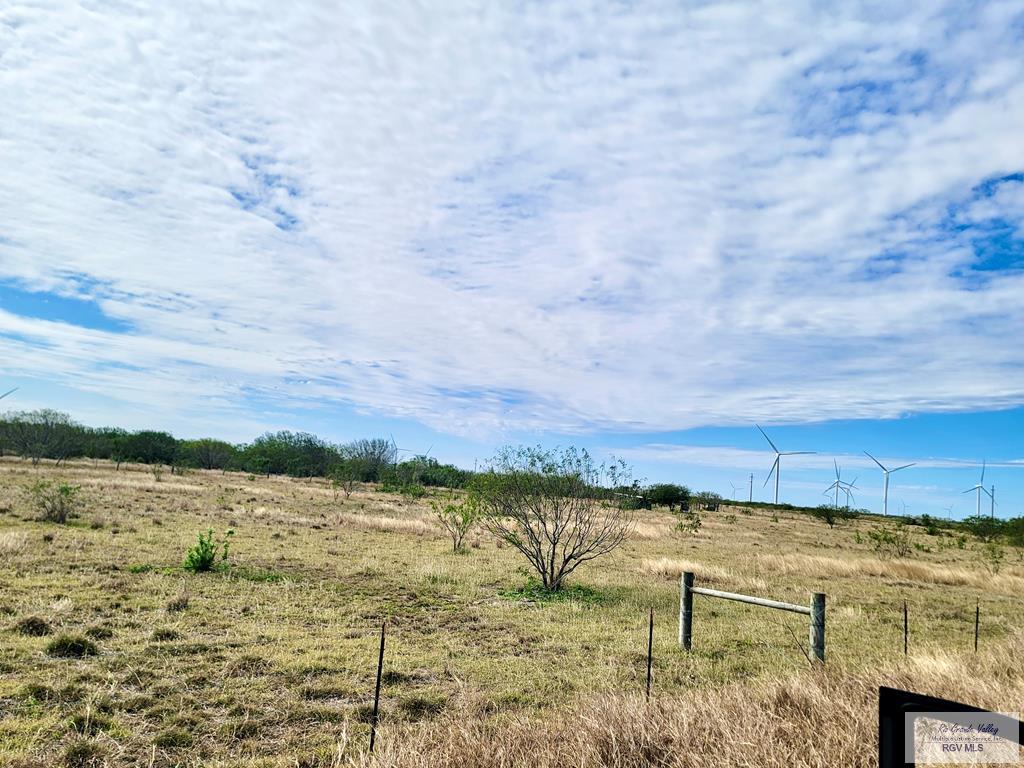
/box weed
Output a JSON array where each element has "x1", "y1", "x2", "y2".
[
  {"x1": 183, "y1": 527, "x2": 234, "y2": 572},
  {"x1": 15, "y1": 616, "x2": 52, "y2": 636},
  {"x1": 46, "y1": 635, "x2": 99, "y2": 658},
  {"x1": 62, "y1": 738, "x2": 107, "y2": 768},
  {"x1": 499, "y1": 576, "x2": 604, "y2": 604}
]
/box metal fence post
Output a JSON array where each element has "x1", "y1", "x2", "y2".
[
  {"x1": 810, "y1": 592, "x2": 825, "y2": 663},
  {"x1": 680, "y1": 571, "x2": 693, "y2": 650}
]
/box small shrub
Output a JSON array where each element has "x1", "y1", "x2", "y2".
[
  {"x1": 868, "y1": 524, "x2": 912, "y2": 558},
  {"x1": 151, "y1": 465, "x2": 164, "y2": 482},
  {"x1": 151, "y1": 628, "x2": 180, "y2": 642},
  {"x1": 29, "y1": 480, "x2": 81, "y2": 523},
  {"x1": 431, "y1": 494, "x2": 481, "y2": 552},
  {"x1": 183, "y1": 528, "x2": 233, "y2": 573},
  {"x1": 46, "y1": 635, "x2": 98, "y2": 658},
  {"x1": 982, "y1": 542, "x2": 1005, "y2": 574},
  {"x1": 15, "y1": 616, "x2": 52, "y2": 636},
  {"x1": 675, "y1": 510, "x2": 701, "y2": 535},
  {"x1": 129, "y1": 564, "x2": 154, "y2": 573}
]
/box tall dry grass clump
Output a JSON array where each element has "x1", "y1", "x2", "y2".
[{"x1": 356, "y1": 634, "x2": 1024, "y2": 768}]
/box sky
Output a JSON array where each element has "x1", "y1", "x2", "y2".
[{"x1": 1, "y1": 1, "x2": 1023, "y2": 517}]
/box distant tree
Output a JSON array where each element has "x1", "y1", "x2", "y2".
[
  {"x1": 647, "y1": 483, "x2": 689, "y2": 511},
  {"x1": 342, "y1": 438, "x2": 397, "y2": 481},
  {"x1": 2, "y1": 409, "x2": 78, "y2": 465},
  {"x1": 961, "y1": 515, "x2": 1005, "y2": 543},
  {"x1": 179, "y1": 438, "x2": 237, "y2": 470},
  {"x1": 122, "y1": 430, "x2": 178, "y2": 466},
  {"x1": 1003, "y1": 517, "x2": 1024, "y2": 548},
  {"x1": 692, "y1": 491, "x2": 722, "y2": 511},
  {"x1": 473, "y1": 446, "x2": 634, "y2": 592},
  {"x1": 328, "y1": 457, "x2": 368, "y2": 499}
]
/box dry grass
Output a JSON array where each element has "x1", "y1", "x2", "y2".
[
  {"x1": 757, "y1": 552, "x2": 1024, "y2": 591},
  {"x1": 361, "y1": 635, "x2": 1024, "y2": 768},
  {"x1": 0, "y1": 458, "x2": 1021, "y2": 767}
]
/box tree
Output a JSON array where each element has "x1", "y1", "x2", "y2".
[
  {"x1": 2, "y1": 409, "x2": 78, "y2": 465},
  {"x1": 647, "y1": 483, "x2": 689, "y2": 511},
  {"x1": 811, "y1": 504, "x2": 858, "y2": 528},
  {"x1": 342, "y1": 438, "x2": 397, "y2": 481},
  {"x1": 432, "y1": 493, "x2": 481, "y2": 552},
  {"x1": 474, "y1": 446, "x2": 634, "y2": 592},
  {"x1": 329, "y1": 458, "x2": 368, "y2": 499},
  {"x1": 692, "y1": 491, "x2": 722, "y2": 511},
  {"x1": 961, "y1": 515, "x2": 1005, "y2": 543},
  {"x1": 179, "y1": 438, "x2": 237, "y2": 470}
]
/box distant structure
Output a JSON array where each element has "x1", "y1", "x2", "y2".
[
  {"x1": 824, "y1": 460, "x2": 857, "y2": 509},
  {"x1": 864, "y1": 451, "x2": 915, "y2": 517},
  {"x1": 756, "y1": 425, "x2": 814, "y2": 505},
  {"x1": 961, "y1": 461, "x2": 992, "y2": 518}
]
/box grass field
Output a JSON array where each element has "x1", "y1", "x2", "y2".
[{"x1": 1, "y1": 458, "x2": 1022, "y2": 767}]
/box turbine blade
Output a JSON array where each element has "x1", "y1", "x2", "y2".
[
  {"x1": 864, "y1": 451, "x2": 887, "y2": 471},
  {"x1": 834, "y1": 459, "x2": 839, "y2": 480},
  {"x1": 890, "y1": 463, "x2": 915, "y2": 473},
  {"x1": 782, "y1": 451, "x2": 815, "y2": 455},
  {"x1": 0, "y1": 387, "x2": 17, "y2": 401},
  {"x1": 755, "y1": 424, "x2": 779, "y2": 453},
  {"x1": 961, "y1": 488, "x2": 975, "y2": 494},
  {"x1": 763, "y1": 455, "x2": 779, "y2": 488},
  {"x1": 980, "y1": 459, "x2": 986, "y2": 485}
]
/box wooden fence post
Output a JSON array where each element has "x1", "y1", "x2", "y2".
[
  {"x1": 679, "y1": 572, "x2": 693, "y2": 650},
  {"x1": 810, "y1": 593, "x2": 825, "y2": 663}
]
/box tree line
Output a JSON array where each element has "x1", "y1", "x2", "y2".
[{"x1": 0, "y1": 409, "x2": 471, "y2": 488}]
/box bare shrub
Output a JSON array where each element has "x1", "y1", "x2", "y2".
[
  {"x1": 474, "y1": 446, "x2": 633, "y2": 592},
  {"x1": 28, "y1": 479, "x2": 81, "y2": 523}
]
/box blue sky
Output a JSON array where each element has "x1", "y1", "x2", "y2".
[{"x1": 1, "y1": 1, "x2": 1023, "y2": 517}]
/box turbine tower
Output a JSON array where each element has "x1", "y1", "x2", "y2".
[
  {"x1": 756, "y1": 425, "x2": 814, "y2": 505},
  {"x1": 864, "y1": 451, "x2": 915, "y2": 517},
  {"x1": 961, "y1": 460, "x2": 988, "y2": 517}
]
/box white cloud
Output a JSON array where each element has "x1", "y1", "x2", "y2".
[{"x1": 1, "y1": 1, "x2": 1023, "y2": 437}]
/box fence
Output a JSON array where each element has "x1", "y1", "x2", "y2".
[{"x1": 678, "y1": 571, "x2": 826, "y2": 662}]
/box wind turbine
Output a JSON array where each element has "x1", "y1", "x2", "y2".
[
  {"x1": 961, "y1": 460, "x2": 988, "y2": 517},
  {"x1": 864, "y1": 452, "x2": 915, "y2": 517},
  {"x1": 748, "y1": 473, "x2": 753, "y2": 503},
  {"x1": 756, "y1": 425, "x2": 814, "y2": 505},
  {"x1": 729, "y1": 482, "x2": 742, "y2": 500},
  {"x1": 824, "y1": 461, "x2": 857, "y2": 509},
  {"x1": 942, "y1": 503, "x2": 955, "y2": 521},
  {"x1": 985, "y1": 485, "x2": 996, "y2": 520}
]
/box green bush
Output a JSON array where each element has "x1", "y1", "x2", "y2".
[
  {"x1": 183, "y1": 528, "x2": 234, "y2": 573},
  {"x1": 29, "y1": 480, "x2": 81, "y2": 523},
  {"x1": 868, "y1": 524, "x2": 912, "y2": 558}
]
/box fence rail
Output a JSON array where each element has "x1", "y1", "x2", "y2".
[{"x1": 679, "y1": 571, "x2": 826, "y2": 662}]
